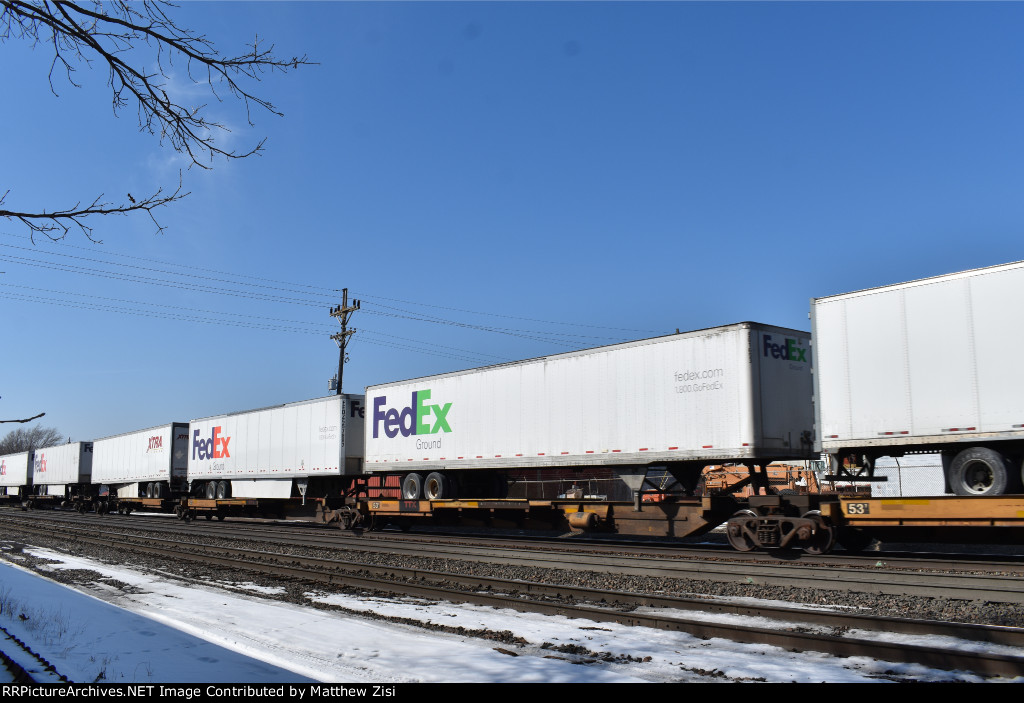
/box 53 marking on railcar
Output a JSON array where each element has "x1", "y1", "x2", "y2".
[{"x1": 846, "y1": 502, "x2": 870, "y2": 515}]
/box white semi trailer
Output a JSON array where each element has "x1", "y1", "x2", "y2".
[
  {"x1": 0, "y1": 451, "x2": 33, "y2": 498},
  {"x1": 812, "y1": 260, "x2": 1024, "y2": 496},
  {"x1": 364, "y1": 322, "x2": 815, "y2": 500},
  {"x1": 187, "y1": 394, "x2": 365, "y2": 501},
  {"x1": 92, "y1": 423, "x2": 189, "y2": 500},
  {"x1": 30, "y1": 442, "x2": 93, "y2": 502}
]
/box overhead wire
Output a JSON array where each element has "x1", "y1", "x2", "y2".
[
  {"x1": 0, "y1": 230, "x2": 657, "y2": 360},
  {"x1": 0, "y1": 231, "x2": 657, "y2": 335},
  {"x1": 0, "y1": 282, "x2": 514, "y2": 364}
]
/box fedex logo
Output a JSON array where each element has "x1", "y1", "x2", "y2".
[
  {"x1": 763, "y1": 334, "x2": 807, "y2": 363},
  {"x1": 35, "y1": 454, "x2": 46, "y2": 473},
  {"x1": 0, "y1": 460, "x2": 5, "y2": 476},
  {"x1": 372, "y1": 390, "x2": 452, "y2": 439},
  {"x1": 192, "y1": 426, "x2": 231, "y2": 460},
  {"x1": 147, "y1": 436, "x2": 163, "y2": 451}
]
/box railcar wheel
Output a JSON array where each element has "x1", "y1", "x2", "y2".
[
  {"x1": 401, "y1": 473, "x2": 423, "y2": 500},
  {"x1": 800, "y1": 510, "x2": 836, "y2": 556},
  {"x1": 423, "y1": 472, "x2": 449, "y2": 500},
  {"x1": 204, "y1": 514, "x2": 213, "y2": 521},
  {"x1": 949, "y1": 448, "x2": 1017, "y2": 496},
  {"x1": 725, "y1": 509, "x2": 759, "y2": 552}
]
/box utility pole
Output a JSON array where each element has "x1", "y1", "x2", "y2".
[{"x1": 330, "y1": 289, "x2": 360, "y2": 395}]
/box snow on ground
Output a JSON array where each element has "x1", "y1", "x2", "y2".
[{"x1": 0, "y1": 546, "x2": 1014, "y2": 683}]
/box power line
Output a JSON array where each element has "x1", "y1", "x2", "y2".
[
  {"x1": 0, "y1": 283, "x2": 513, "y2": 364},
  {"x1": 0, "y1": 231, "x2": 657, "y2": 334}
]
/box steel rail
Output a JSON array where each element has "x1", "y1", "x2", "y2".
[
  {"x1": 4, "y1": 520, "x2": 1024, "y2": 677},
  {"x1": 5, "y1": 510, "x2": 1024, "y2": 604},
  {"x1": 11, "y1": 508, "x2": 1024, "y2": 575}
]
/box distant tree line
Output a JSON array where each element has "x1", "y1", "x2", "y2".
[{"x1": 0, "y1": 424, "x2": 64, "y2": 454}]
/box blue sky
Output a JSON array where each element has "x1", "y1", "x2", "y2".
[{"x1": 2, "y1": 1, "x2": 1022, "y2": 442}]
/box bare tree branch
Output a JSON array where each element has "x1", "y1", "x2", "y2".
[
  {"x1": 0, "y1": 412, "x2": 45, "y2": 425},
  {"x1": 0, "y1": 0, "x2": 311, "y2": 238},
  {"x1": 0, "y1": 174, "x2": 188, "y2": 242}
]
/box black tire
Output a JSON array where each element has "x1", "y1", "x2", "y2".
[
  {"x1": 837, "y1": 527, "x2": 875, "y2": 553},
  {"x1": 144, "y1": 482, "x2": 153, "y2": 499},
  {"x1": 423, "y1": 472, "x2": 449, "y2": 500},
  {"x1": 401, "y1": 473, "x2": 423, "y2": 500},
  {"x1": 153, "y1": 482, "x2": 165, "y2": 499},
  {"x1": 216, "y1": 480, "x2": 229, "y2": 500},
  {"x1": 949, "y1": 447, "x2": 1017, "y2": 496},
  {"x1": 204, "y1": 481, "x2": 217, "y2": 500},
  {"x1": 492, "y1": 474, "x2": 508, "y2": 499}
]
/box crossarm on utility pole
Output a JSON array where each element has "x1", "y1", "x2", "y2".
[{"x1": 330, "y1": 288, "x2": 360, "y2": 395}]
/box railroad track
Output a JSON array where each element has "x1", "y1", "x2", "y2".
[
  {"x1": 18, "y1": 507, "x2": 1024, "y2": 574},
  {"x1": 5, "y1": 510, "x2": 1024, "y2": 605},
  {"x1": 3, "y1": 513, "x2": 1024, "y2": 677}
]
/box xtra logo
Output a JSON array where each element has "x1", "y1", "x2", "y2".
[
  {"x1": 192, "y1": 426, "x2": 231, "y2": 460},
  {"x1": 372, "y1": 390, "x2": 452, "y2": 439},
  {"x1": 147, "y1": 436, "x2": 164, "y2": 452},
  {"x1": 763, "y1": 334, "x2": 807, "y2": 363}
]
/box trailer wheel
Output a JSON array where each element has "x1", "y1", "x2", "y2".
[
  {"x1": 423, "y1": 473, "x2": 449, "y2": 500},
  {"x1": 216, "y1": 480, "x2": 229, "y2": 500},
  {"x1": 153, "y1": 482, "x2": 166, "y2": 499},
  {"x1": 949, "y1": 448, "x2": 1017, "y2": 496},
  {"x1": 492, "y1": 474, "x2": 508, "y2": 499},
  {"x1": 401, "y1": 473, "x2": 423, "y2": 500},
  {"x1": 837, "y1": 527, "x2": 874, "y2": 553},
  {"x1": 204, "y1": 481, "x2": 217, "y2": 500},
  {"x1": 725, "y1": 509, "x2": 759, "y2": 552}
]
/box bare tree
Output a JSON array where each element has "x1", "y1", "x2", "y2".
[
  {"x1": 0, "y1": 424, "x2": 64, "y2": 454},
  {"x1": 0, "y1": 0, "x2": 311, "y2": 240}
]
